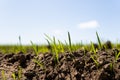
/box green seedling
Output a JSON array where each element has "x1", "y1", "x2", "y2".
[
  {"x1": 115, "y1": 52, "x2": 120, "y2": 61},
  {"x1": 82, "y1": 46, "x2": 85, "y2": 55},
  {"x1": 64, "y1": 40, "x2": 69, "y2": 51},
  {"x1": 18, "y1": 66, "x2": 22, "y2": 80},
  {"x1": 30, "y1": 41, "x2": 39, "y2": 56},
  {"x1": 91, "y1": 42, "x2": 96, "y2": 55},
  {"x1": 90, "y1": 42, "x2": 99, "y2": 68},
  {"x1": 53, "y1": 37, "x2": 59, "y2": 63},
  {"x1": 68, "y1": 32, "x2": 72, "y2": 52},
  {"x1": 1, "y1": 70, "x2": 6, "y2": 80},
  {"x1": 33, "y1": 59, "x2": 44, "y2": 69},
  {"x1": 46, "y1": 39, "x2": 52, "y2": 52},
  {"x1": 18, "y1": 36, "x2": 26, "y2": 53},
  {"x1": 109, "y1": 62, "x2": 114, "y2": 71},
  {"x1": 19, "y1": 36, "x2": 22, "y2": 48},
  {"x1": 45, "y1": 34, "x2": 59, "y2": 64},
  {"x1": 18, "y1": 36, "x2": 23, "y2": 52},
  {"x1": 44, "y1": 34, "x2": 53, "y2": 52},
  {"x1": 96, "y1": 32, "x2": 102, "y2": 49},
  {"x1": 58, "y1": 40, "x2": 64, "y2": 53},
  {"x1": 91, "y1": 55, "x2": 99, "y2": 68},
  {"x1": 12, "y1": 73, "x2": 16, "y2": 80}
]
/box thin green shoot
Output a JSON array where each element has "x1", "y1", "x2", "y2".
[
  {"x1": 30, "y1": 41, "x2": 39, "y2": 56},
  {"x1": 12, "y1": 73, "x2": 16, "y2": 80},
  {"x1": 45, "y1": 34, "x2": 59, "y2": 64},
  {"x1": 115, "y1": 52, "x2": 120, "y2": 61},
  {"x1": 1, "y1": 70, "x2": 6, "y2": 80},
  {"x1": 44, "y1": 34, "x2": 53, "y2": 41},
  {"x1": 33, "y1": 59, "x2": 44, "y2": 69},
  {"x1": 58, "y1": 40, "x2": 64, "y2": 53},
  {"x1": 91, "y1": 55, "x2": 99, "y2": 68},
  {"x1": 53, "y1": 36, "x2": 59, "y2": 63},
  {"x1": 44, "y1": 34, "x2": 53, "y2": 52},
  {"x1": 45, "y1": 39, "x2": 52, "y2": 52},
  {"x1": 109, "y1": 62, "x2": 113, "y2": 71},
  {"x1": 63, "y1": 40, "x2": 69, "y2": 51},
  {"x1": 68, "y1": 32, "x2": 72, "y2": 52},
  {"x1": 19, "y1": 36, "x2": 22, "y2": 47},
  {"x1": 91, "y1": 42, "x2": 96, "y2": 55},
  {"x1": 18, "y1": 36, "x2": 23, "y2": 52},
  {"x1": 82, "y1": 46, "x2": 87, "y2": 56},
  {"x1": 18, "y1": 66, "x2": 22, "y2": 80},
  {"x1": 96, "y1": 32, "x2": 102, "y2": 49}
]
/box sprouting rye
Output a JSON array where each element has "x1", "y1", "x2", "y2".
[
  {"x1": 1, "y1": 70, "x2": 6, "y2": 80},
  {"x1": 45, "y1": 34, "x2": 59, "y2": 64},
  {"x1": 30, "y1": 41, "x2": 39, "y2": 56},
  {"x1": 68, "y1": 32, "x2": 72, "y2": 52},
  {"x1": 90, "y1": 41, "x2": 99, "y2": 68},
  {"x1": 19, "y1": 36, "x2": 23, "y2": 51},
  {"x1": 96, "y1": 32, "x2": 102, "y2": 49},
  {"x1": 12, "y1": 73, "x2": 16, "y2": 80}
]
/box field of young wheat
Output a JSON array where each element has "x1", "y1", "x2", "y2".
[{"x1": 0, "y1": 32, "x2": 120, "y2": 80}]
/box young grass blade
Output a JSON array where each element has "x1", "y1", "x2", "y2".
[
  {"x1": 44, "y1": 34, "x2": 53, "y2": 53},
  {"x1": 44, "y1": 34, "x2": 59, "y2": 64},
  {"x1": 1, "y1": 70, "x2": 6, "y2": 80},
  {"x1": 68, "y1": 32, "x2": 72, "y2": 52},
  {"x1": 19, "y1": 36, "x2": 22, "y2": 46},
  {"x1": 33, "y1": 59, "x2": 44, "y2": 69},
  {"x1": 91, "y1": 42, "x2": 96, "y2": 54},
  {"x1": 96, "y1": 32, "x2": 102, "y2": 49},
  {"x1": 53, "y1": 36, "x2": 59, "y2": 63},
  {"x1": 115, "y1": 52, "x2": 120, "y2": 61},
  {"x1": 64, "y1": 40, "x2": 69, "y2": 51},
  {"x1": 53, "y1": 36, "x2": 56, "y2": 46},
  {"x1": 58, "y1": 40, "x2": 64, "y2": 53},
  {"x1": 18, "y1": 66, "x2": 22, "y2": 80},
  {"x1": 12, "y1": 73, "x2": 16, "y2": 80},
  {"x1": 44, "y1": 34, "x2": 53, "y2": 42},
  {"x1": 91, "y1": 55, "x2": 99, "y2": 67},
  {"x1": 18, "y1": 36, "x2": 23, "y2": 51},
  {"x1": 30, "y1": 41, "x2": 38, "y2": 56},
  {"x1": 45, "y1": 39, "x2": 52, "y2": 52},
  {"x1": 110, "y1": 63, "x2": 113, "y2": 71}
]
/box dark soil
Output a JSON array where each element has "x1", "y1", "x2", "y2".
[{"x1": 0, "y1": 49, "x2": 120, "y2": 80}]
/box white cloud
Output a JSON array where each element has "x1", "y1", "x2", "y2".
[{"x1": 78, "y1": 20, "x2": 100, "y2": 29}]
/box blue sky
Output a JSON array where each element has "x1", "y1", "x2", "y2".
[{"x1": 0, "y1": 0, "x2": 120, "y2": 44}]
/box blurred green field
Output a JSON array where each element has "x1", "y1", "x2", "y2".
[{"x1": 0, "y1": 32, "x2": 120, "y2": 54}]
